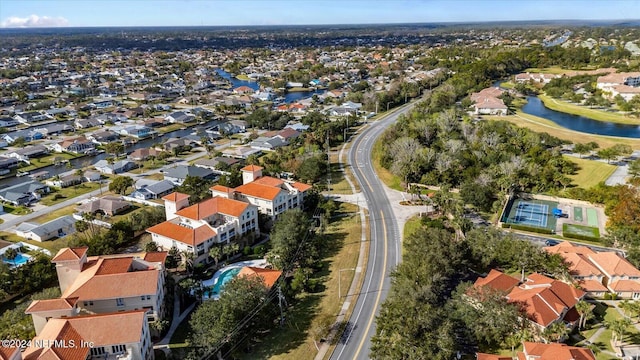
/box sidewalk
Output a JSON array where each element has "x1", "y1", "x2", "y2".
[{"x1": 154, "y1": 285, "x2": 197, "y2": 353}]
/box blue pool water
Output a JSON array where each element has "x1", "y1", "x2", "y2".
[
  {"x1": 210, "y1": 267, "x2": 241, "y2": 296},
  {"x1": 2, "y1": 253, "x2": 31, "y2": 267}
]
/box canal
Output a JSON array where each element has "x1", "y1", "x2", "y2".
[
  {"x1": 520, "y1": 96, "x2": 640, "y2": 138},
  {"x1": 215, "y1": 69, "x2": 325, "y2": 103}
]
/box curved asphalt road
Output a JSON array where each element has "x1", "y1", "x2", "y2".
[{"x1": 331, "y1": 103, "x2": 416, "y2": 360}]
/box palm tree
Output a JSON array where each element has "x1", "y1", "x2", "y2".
[
  {"x1": 619, "y1": 300, "x2": 634, "y2": 319},
  {"x1": 575, "y1": 300, "x2": 592, "y2": 330},
  {"x1": 209, "y1": 246, "x2": 222, "y2": 268},
  {"x1": 542, "y1": 321, "x2": 569, "y2": 343},
  {"x1": 605, "y1": 318, "x2": 631, "y2": 346}
]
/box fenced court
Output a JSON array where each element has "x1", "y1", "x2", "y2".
[
  {"x1": 501, "y1": 197, "x2": 558, "y2": 232},
  {"x1": 586, "y1": 208, "x2": 598, "y2": 227},
  {"x1": 563, "y1": 223, "x2": 600, "y2": 240}
]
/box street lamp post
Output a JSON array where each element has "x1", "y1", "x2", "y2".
[{"x1": 338, "y1": 268, "x2": 356, "y2": 300}]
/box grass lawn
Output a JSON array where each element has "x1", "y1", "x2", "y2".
[
  {"x1": 523, "y1": 67, "x2": 589, "y2": 75},
  {"x1": 169, "y1": 312, "x2": 192, "y2": 348},
  {"x1": 39, "y1": 182, "x2": 102, "y2": 206},
  {"x1": 145, "y1": 173, "x2": 165, "y2": 181},
  {"x1": 403, "y1": 215, "x2": 422, "y2": 239},
  {"x1": 486, "y1": 112, "x2": 640, "y2": 149},
  {"x1": 539, "y1": 94, "x2": 640, "y2": 125},
  {"x1": 19, "y1": 153, "x2": 82, "y2": 172},
  {"x1": 2, "y1": 204, "x2": 32, "y2": 215},
  {"x1": 564, "y1": 156, "x2": 617, "y2": 189},
  {"x1": 235, "y1": 74, "x2": 251, "y2": 81},
  {"x1": 500, "y1": 81, "x2": 515, "y2": 89},
  {"x1": 239, "y1": 202, "x2": 362, "y2": 360},
  {"x1": 158, "y1": 123, "x2": 188, "y2": 134},
  {"x1": 31, "y1": 205, "x2": 76, "y2": 224},
  {"x1": 587, "y1": 305, "x2": 640, "y2": 356},
  {"x1": 326, "y1": 151, "x2": 360, "y2": 194},
  {"x1": 0, "y1": 230, "x2": 71, "y2": 254},
  {"x1": 372, "y1": 139, "x2": 403, "y2": 191}
]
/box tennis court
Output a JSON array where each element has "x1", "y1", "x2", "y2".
[
  {"x1": 501, "y1": 197, "x2": 559, "y2": 231},
  {"x1": 586, "y1": 208, "x2": 598, "y2": 227},
  {"x1": 574, "y1": 207, "x2": 583, "y2": 222}
]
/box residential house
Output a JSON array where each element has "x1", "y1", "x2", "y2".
[
  {"x1": 147, "y1": 193, "x2": 259, "y2": 265},
  {"x1": 275, "y1": 128, "x2": 301, "y2": 142},
  {"x1": 52, "y1": 136, "x2": 95, "y2": 154},
  {"x1": 83, "y1": 171, "x2": 102, "y2": 182},
  {"x1": 0, "y1": 156, "x2": 19, "y2": 171},
  {"x1": 211, "y1": 165, "x2": 312, "y2": 218},
  {"x1": 0, "y1": 181, "x2": 50, "y2": 206},
  {"x1": 163, "y1": 165, "x2": 217, "y2": 185},
  {"x1": 6, "y1": 145, "x2": 48, "y2": 162},
  {"x1": 93, "y1": 159, "x2": 137, "y2": 174},
  {"x1": 473, "y1": 270, "x2": 585, "y2": 331},
  {"x1": 596, "y1": 72, "x2": 640, "y2": 100},
  {"x1": 475, "y1": 354, "x2": 511, "y2": 360},
  {"x1": 233, "y1": 86, "x2": 255, "y2": 94},
  {"x1": 229, "y1": 119, "x2": 248, "y2": 132},
  {"x1": 0, "y1": 116, "x2": 20, "y2": 128},
  {"x1": 238, "y1": 267, "x2": 282, "y2": 289},
  {"x1": 90, "y1": 99, "x2": 116, "y2": 109},
  {"x1": 38, "y1": 247, "x2": 167, "y2": 324},
  {"x1": 514, "y1": 72, "x2": 562, "y2": 84},
  {"x1": 76, "y1": 196, "x2": 132, "y2": 216},
  {"x1": 15, "y1": 215, "x2": 76, "y2": 242},
  {"x1": 517, "y1": 341, "x2": 595, "y2": 360},
  {"x1": 163, "y1": 137, "x2": 197, "y2": 153},
  {"x1": 33, "y1": 123, "x2": 74, "y2": 137},
  {"x1": 2, "y1": 129, "x2": 44, "y2": 144},
  {"x1": 22, "y1": 309, "x2": 154, "y2": 360},
  {"x1": 74, "y1": 118, "x2": 102, "y2": 129},
  {"x1": 221, "y1": 145, "x2": 262, "y2": 159},
  {"x1": 470, "y1": 87, "x2": 507, "y2": 115},
  {"x1": 120, "y1": 125, "x2": 154, "y2": 139},
  {"x1": 14, "y1": 111, "x2": 52, "y2": 124},
  {"x1": 546, "y1": 242, "x2": 640, "y2": 299},
  {"x1": 45, "y1": 171, "x2": 83, "y2": 188},
  {"x1": 87, "y1": 130, "x2": 120, "y2": 144},
  {"x1": 130, "y1": 180, "x2": 175, "y2": 200},
  {"x1": 165, "y1": 111, "x2": 196, "y2": 124},
  {"x1": 285, "y1": 122, "x2": 310, "y2": 132},
  {"x1": 249, "y1": 136, "x2": 288, "y2": 151},
  {"x1": 129, "y1": 148, "x2": 164, "y2": 161},
  {"x1": 193, "y1": 157, "x2": 240, "y2": 173},
  {"x1": 0, "y1": 345, "x2": 20, "y2": 360}
]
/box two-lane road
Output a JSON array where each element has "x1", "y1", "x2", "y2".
[{"x1": 331, "y1": 103, "x2": 416, "y2": 360}]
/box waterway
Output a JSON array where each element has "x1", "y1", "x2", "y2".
[
  {"x1": 520, "y1": 96, "x2": 640, "y2": 138},
  {"x1": 215, "y1": 69, "x2": 325, "y2": 103}
]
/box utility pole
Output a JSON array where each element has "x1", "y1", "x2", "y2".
[{"x1": 277, "y1": 285, "x2": 287, "y2": 326}]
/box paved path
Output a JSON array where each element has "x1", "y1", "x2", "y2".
[{"x1": 155, "y1": 286, "x2": 196, "y2": 348}]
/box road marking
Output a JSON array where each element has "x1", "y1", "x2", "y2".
[{"x1": 352, "y1": 209, "x2": 388, "y2": 359}]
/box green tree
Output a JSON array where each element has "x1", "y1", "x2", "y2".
[
  {"x1": 144, "y1": 241, "x2": 159, "y2": 252},
  {"x1": 3, "y1": 248, "x2": 18, "y2": 261},
  {"x1": 266, "y1": 209, "x2": 312, "y2": 270},
  {"x1": 108, "y1": 175, "x2": 134, "y2": 195},
  {"x1": 575, "y1": 300, "x2": 592, "y2": 330},
  {"x1": 104, "y1": 142, "x2": 124, "y2": 157},
  {"x1": 295, "y1": 156, "x2": 328, "y2": 183},
  {"x1": 208, "y1": 246, "x2": 222, "y2": 268},
  {"x1": 629, "y1": 158, "x2": 640, "y2": 178},
  {"x1": 175, "y1": 175, "x2": 214, "y2": 203}
]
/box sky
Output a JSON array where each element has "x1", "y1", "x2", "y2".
[{"x1": 1, "y1": 0, "x2": 639, "y2": 28}]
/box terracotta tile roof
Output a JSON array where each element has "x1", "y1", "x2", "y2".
[
  {"x1": 561, "y1": 253, "x2": 603, "y2": 278},
  {"x1": 60, "y1": 257, "x2": 160, "y2": 300},
  {"x1": 291, "y1": 181, "x2": 312, "y2": 192},
  {"x1": 51, "y1": 247, "x2": 88, "y2": 262},
  {"x1": 577, "y1": 279, "x2": 609, "y2": 293},
  {"x1": 162, "y1": 191, "x2": 190, "y2": 203},
  {"x1": 238, "y1": 267, "x2": 282, "y2": 288},
  {"x1": 253, "y1": 176, "x2": 285, "y2": 187},
  {"x1": 210, "y1": 184, "x2": 234, "y2": 194},
  {"x1": 235, "y1": 182, "x2": 282, "y2": 201},
  {"x1": 521, "y1": 342, "x2": 595, "y2": 360},
  {"x1": 25, "y1": 297, "x2": 79, "y2": 314},
  {"x1": 94, "y1": 257, "x2": 133, "y2": 275},
  {"x1": 241, "y1": 164, "x2": 263, "y2": 172},
  {"x1": 175, "y1": 196, "x2": 249, "y2": 219},
  {"x1": 476, "y1": 354, "x2": 512, "y2": 360},
  {"x1": 473, "y1": 269, "x2": 520, "y2": 292},
  {"x1": 589, "y1": 252, "x2": 640, "y2": 277},
  {"x1": 609, "y1": 279, "x2": 640, "y2": 292},
  {"x1": 147, "y1": 221, "x2": 217, "y2": 247},
  {"x1": 25, "y1": 310, "x2": 146, "y2": 360},
  {"x1": 144, "y1": 251, "x2": 168, "y2": 264},
  {"x1": 544, "y1": 241, "x2": 596, "y2": 256},
  {"x1": 0, "y1": 345, "x2": 20, "y2": 360}
]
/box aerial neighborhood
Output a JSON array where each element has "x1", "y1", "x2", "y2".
[{"x1": 1, "y1": 8, "x2": 640, "y2": 360}]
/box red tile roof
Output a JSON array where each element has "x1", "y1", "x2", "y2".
[
  {"x1": 147, "y1": 221, "x2": 216, "y2": 247},
  {"x1": 238, "y1": 267, "x2": 282, "y2": 289},
  {"x1": 234, "y1": 182, "x2": 283, "y2": 201},
  {"x1": 175, "y1": 196, "x2": 249, "y2": 219},
  {"x1": 589, "y1": 252, "x2": 640, "y2": 277},
  {"x1": 143, "y1": 252, "x2": 168, "y2": 264},
  {"x1": 609, "y1": 279, "x2": 640, "y2": 292},
  {"x1": 25, "y1": 297, "x2": 78, "y2": 314},
  {"x1": 474, "y1": 269, "x2": 519, "y2": 292},
  {"x1": 545, "y1": 241, "x2": 596, "y2": 256},
  {"x1": 94, "y1": 257, "x2": 133, "y2": 275},
  {"x1": 291, "y1": 181, "x2": 312, "y2": 192},
  {"x1": 162, "y1": 192, "x2": 190, "y2": 203},
  {"x1": 52, "y1": 247, "x2": 88, "y2": 262},
  {"x1": 253, "y1": 176, "x2": 285, "y2": 187},
  {"x1": 476, "y1": 354, "x2": 512, "y2": 360},
  {"x1": 521, "y1": 342, "x2": 595, "y2": 360},
  {"x1": 0, "y1": 345, "x2": 20, "y2": 360},
  {"x1": 241, "y1": 164, "x2": 263, "y2": 172},
  {"x1": 577, "y1": 279, "x2": 608, "y2": 293}
]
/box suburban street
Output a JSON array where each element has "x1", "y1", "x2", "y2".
[{"x1": 330, "y1": 102, "x2": 416, "y2": 360}]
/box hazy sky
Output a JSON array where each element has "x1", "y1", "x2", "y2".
[{"x1": 1, "y1": 0, "x2": 639, "y2": 28}]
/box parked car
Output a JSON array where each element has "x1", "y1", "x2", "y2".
[{"x1": 545, "y1": 239, "x2": 560, "y2": 246}]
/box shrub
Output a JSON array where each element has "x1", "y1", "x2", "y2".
[
  {"x1": 243, "y1": 246, "x2": 252, "y2": 256},
  {"x1": 502, "y1": 223, "x2": 554, "y2": 235}
]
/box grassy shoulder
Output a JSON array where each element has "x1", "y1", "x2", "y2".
[
  {"x1": 564, "y1": 156, "x2": 617, "y2": 189},
  {"x1": 538, "y1": 94, "x2": 640, "y2": 125},
  {"x1": 371, "y1": 138, "x2": 403, "y2": 191},
  {"x1": 486, "y1": 112, "x2": 640, "y2": 149},
  {"x1": 239, "y1": 202, "x2": 362, "y2": 360}
]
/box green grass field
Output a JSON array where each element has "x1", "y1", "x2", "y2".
[
  {"x1": 563, "y1": 223, "x2": 600, "y2": 239},
  {"x1": 564, "y1": 156, "x2": 617, "y2": 189}
]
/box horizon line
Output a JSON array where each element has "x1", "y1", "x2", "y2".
[{"x1": 1, "y1": 18, "x2": 639, "y2": 30}]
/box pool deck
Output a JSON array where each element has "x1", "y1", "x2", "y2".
[{"x1": 202, "y1": 258, "x2": 268, "y2": 300}]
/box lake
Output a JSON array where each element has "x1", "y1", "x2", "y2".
[{"x1": 214, "y1": 69, "x2": 325, "y2": 103}]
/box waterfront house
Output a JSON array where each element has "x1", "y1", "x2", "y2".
[{"x1": 15, "y1": 215, "x2": 76, "y2": 242}]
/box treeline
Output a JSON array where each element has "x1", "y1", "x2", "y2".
[
  {"x1": 371, "y1": 226, "x2": 567, "y2": 359},
  {"x1": 0, "y1": 253, "x2": 57, "y2": 302}
]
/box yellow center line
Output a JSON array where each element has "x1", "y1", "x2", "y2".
[{"x1": 352, "y1": 207, "x2": 388, "y2": 359}]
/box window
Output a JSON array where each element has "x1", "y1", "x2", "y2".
[
  {"x1": 147, "y1": 295, "x2": 151, "y2": 300},
  {"x1": 634, "y1": 292, "x2": 640, "y2": 299},
  {"x1": 141, "y1": 296, "x2": 145, "y2": 301},
  {"x1": 90, "y1": 347, "x2": 105, "y2": 356},
  {"x1": 111, "y1": 344, "x2": 126, "y2": 354},
  {"x1": 116, "y1": 298, "x2": 125, "y2": 306}
]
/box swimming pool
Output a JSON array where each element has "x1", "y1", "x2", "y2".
[
  {"x1": 2, "y1": 253, "x2": 31, "y2": 267},
  {"x1": 201, "y1": 259, "x2": 268, "y2": 300}
]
